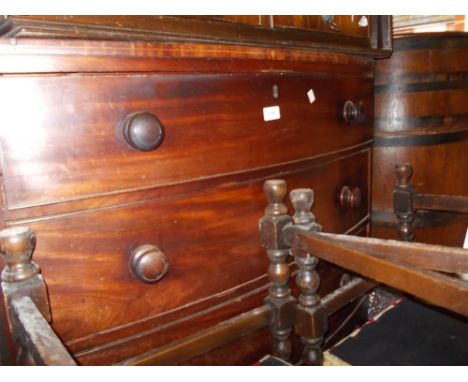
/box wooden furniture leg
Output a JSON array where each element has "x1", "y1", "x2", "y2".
[
  {"x1": 393, "y1": 163, "x2": 416, "y2": 241},
  {"x1": 288, "y1": 188, "x2": 327, "y2": 366},
  {"x1": 394, "y1": 163, "x2": 468, "y2": 241},
  {"x1": 259, "y1": 180, "x2": 296, "y2": 361}
]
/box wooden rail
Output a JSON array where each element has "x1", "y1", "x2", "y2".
[
  {"x1": 11, "y1": 297, "x2": 76, "y2": 366},
  {"x1": 294, "y1": 232, "x2": 468, "y2": 317}
]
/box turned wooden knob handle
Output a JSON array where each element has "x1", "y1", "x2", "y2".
[
  {"x1": 342, "y1": 100, "x2": 366, "y2": 123},
  {"x1": 129, "y1": 244, "x2": 169, "y2": 284},
  {"x1": 339, "y1": 186, "x2": 362, "y2": 209},
  {"x1": 122, "y1": 112, "x2": 165, "y2": 151}
]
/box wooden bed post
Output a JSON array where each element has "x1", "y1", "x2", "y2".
[
  {"x1": 288, "y1": 188, "x2": 327, "y2": 366},
  {"x1": 259, "y1": 180, "x2": 296, "y2": 361},
  {"x1": 0, "y1": 227, "x2": 76, "y2": 365}
]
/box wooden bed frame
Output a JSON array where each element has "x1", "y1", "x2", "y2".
[{"x1": 1, "y1": 164, "x2": 467, "y2": 366}]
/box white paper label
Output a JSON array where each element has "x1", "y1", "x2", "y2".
[
  {"x1": 358, "y1": 16, "x2": 369, "y2": 27},
  {"x1": 307, "y1": 89, "x2": 316, "y2": 104},
  {"x1": 263, "y1": 106, "x2": 281, "y2": 121}
]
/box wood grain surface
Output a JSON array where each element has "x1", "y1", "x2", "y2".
[
  {"x1": 0, "y1": 73, "x2": 373, "y2": 209},
  {"x1": 372, "y1": 33, "x2": 468, "y2": 246},
  {"x1": 5, "y1": 150, "x2": 369, "y2": 350}
]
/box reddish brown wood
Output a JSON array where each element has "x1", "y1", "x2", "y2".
[
  {"x1": 0, "y1": 73, "x2": 373, "y2": 209},
  {"x1": 1, "y1": 150, "x2": 370, "y2": 364},
  {"x1": 0, "y1": 39, "x2": 375, "y2": 75},
  {"x1": 181, "y1": 326, "x2": 272, "y2": 366},
  {"x1": 0, "y1": 16, "x2": 385, "y2": 365},
  {"x1": 1, "y1": 143, "x2": 371, "y2": 224},
  {"x1": 73, "y1": 278, "x2": 271, "y2": 365},
  {"x1": 372, "y1": 33, "x2": 468, "y2": 246},
  {"x1": 0, "y1": 16, "x2": 390, "y2": 58},
  {"x1": 415, "y1": 194, "x2": 468, "y2": 213},
  {"x1": 120, "y1": 305, "x2": 271, "y2": 366}
]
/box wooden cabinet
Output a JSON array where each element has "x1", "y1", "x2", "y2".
[{"x1": 0, "y1": 16, "x2": 390, "y2": 365}]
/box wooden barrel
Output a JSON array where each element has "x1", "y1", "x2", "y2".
[{"x1": 372, "y1": 32, "x2": 468, "y2": 246}]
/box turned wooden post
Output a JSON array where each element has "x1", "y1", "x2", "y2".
[
  {"x1": 0, "y1": 227, "x2": 50, "y2": 320},
  {"x1": 393, "y1": 163, "x2": 415, "y2": 241},
  {"x1": 0, "y1": 226, "x2": 77, "y2": 365},
  {"x1": 259, "y1": 180, "x2": 296, "y2": 361},
  {"x1": 289, "y1": 188, "x2": 327, "y2": 366}
]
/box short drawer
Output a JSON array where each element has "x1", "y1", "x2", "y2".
[
  {"x1": 0, "y1": 73, "x2": 373, "y2": 208},
  {"x1": 7, "y1": 149, "x2": 370, "y2": 348}
]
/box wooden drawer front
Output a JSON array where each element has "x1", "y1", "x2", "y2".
[
  {"x1": 8, "y1": 149, "x2": 369, "y2": 346},
  {"x1": 0, "y1": 73, "x2": 373, "y2": 208}
]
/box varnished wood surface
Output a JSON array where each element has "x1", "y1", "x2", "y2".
[
  {"x1": 0, "y1": 16, "x2": 391, "y2": 58},
  {"x1": 181, "y1": 326, "x2": 272, "y2": 365},
  {"x1": 73, "y1": 253, "x2": 367, "y2": 365},
  {"x1": 0, "y1": 39, "x2": 375, "y2": 75},
  {"x1": 0, "y1": 73, "x2": 373, "y2": 209},
  {"x1": 122, "y1": 275, "x2": 374, "y2": 366},
  {"x1": 74, "y1": 282, "x2": 270, "y2": 365},
  {"x1": 70, "y1": 227, "x2": 370, "y2": 365},
  {"x1": 372, "y1": 33, "x2": 468, "y2": 246},
  {"x1": 2, "y1": 142, "x2": 371, "y2": 224},
  {"x1": 0, "y1": 16, "x2": 381, "y2": 364},
  {"x1": 373, "y1": 142, "x2": 468, "y2": 210},
  {"x1": 5, "y1": 150, "x2": 369, "y2": 349},
  {"x1": 120, "y1": 305, "x2": 271, "y2": 366}
]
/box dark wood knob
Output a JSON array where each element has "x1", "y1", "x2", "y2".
[
  {"x1": 342, "y1": 100, "x2": 366, "y2": 123},
  {"x1": 339, "y1": 186, "x2": 362, "y2": 209},
  {"x1": 129, "y1": 244, "x2": 169, "y2": 284},
  {"x1": 122, "y1": 112, "x2": 165, "y2": 151}
]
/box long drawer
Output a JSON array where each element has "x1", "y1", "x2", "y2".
[
  {"x1": 7, "y1": 149, "x2": 370, "y2": 350},
  {"x1": 0, "y1": 73, "x2": 373, "y2": 209}
]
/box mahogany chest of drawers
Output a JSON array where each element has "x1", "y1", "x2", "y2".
[{"x1": 0, "y1": 16, "x2": 392, "y2": 365}]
